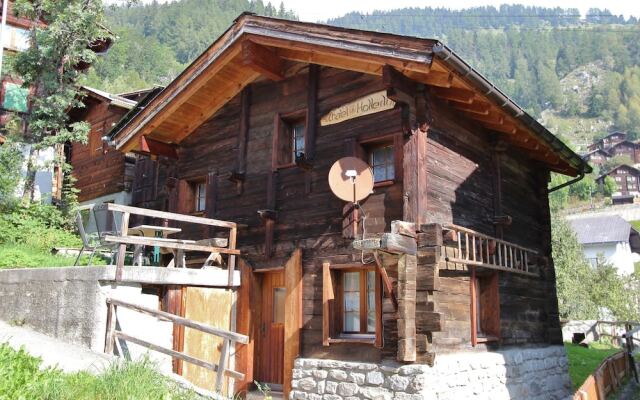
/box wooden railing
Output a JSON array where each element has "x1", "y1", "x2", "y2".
[
  {"x1": 442, "y1": 224, "x2": 538, "y2": 276},
  {"x1": 103, "y1": 203, "x2": 239, "y2": 286},
  {"x1": 574, "y1": 351, "x2": 630, "y2": 400},
  {"x1": 105, "y1": 298, "x2": 249, "y2": 392}
]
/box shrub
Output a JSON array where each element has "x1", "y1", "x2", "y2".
[
  {"x1": 0, "y1": 343, "x2": 200, "y2": 400},
  {"x1": 0, "y1": 204, "x2": 81, "y2": 250}
]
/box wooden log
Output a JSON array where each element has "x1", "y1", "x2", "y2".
[
  {"x1": 391, "y1": 220, "x2": 417, "y2": 238},
  {"x1": 105, "y1": 302, "x2": 117, "y2": 354},
  {"x1": 215, "y1": 339, "x2": 230, "y2": 392},
  {"x1": 418, "y1": 223, "x2": 443, "y2": 247},
  {"x1": 115, "y1": 212, "x2": 130, "y2": 282},
  {"x1": 104, "y1": 235, "x2": 240, "y2": 255},
  {"x1": 380, "y1": 233, "x2": 417, "y2": 255},
  {"x1": 242, "y1": 40, "x2": 284, "y2": 81},
  {"x1": 107, "y1": 298, "x2": 249, "y2": 344}
]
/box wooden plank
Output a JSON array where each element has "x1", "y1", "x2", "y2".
[
  {"x1": 431, "y1": 87, "x2": 475, "y2": 104},
  {"x1": 106, "y1": 298, "x2": 248, "y2": 344},
  {"x1": 104, "y1": 235, "x2": 240, "y2": 255},
  {"x1": 114, "y1": 331, "x2": 244, "y2": 381},
  {"x1": 306, "y1": 64, "x2": 319, "y2": 161},
  {"x1": 242, "y1": 40, "x2": 284, "y2": 81},
  {"x1": 322, "y1": 262, "x2": 332, "y2": 346},
  {"x1": 105, "y1": 302, "x2": 117, "y2": 354},
  {"x1": 283, "y1": 249, "x2": 302, "y2": 398},
  {"x1": 236, "y1": 86, "x2": 251, "y2": 175},
  {"x1": 403, "y1": 129, "x2": 428, "y2": 226},
  {"x1": 380, "y1": 233, "x2": 417, "y2": 255},
  {"x1": 373, "y1": 251, "x2": 398, "y2": 308},
  {"x1": 234, "y1": 259, "x2": 257, "y2": 394},
  {"x1": 115, "y1": 212, "x2": 130, "y2": 282},
  {"x1": 106, "y1": 203, "x2": 237, "y2": 229},
  {"x1": 215, "y1": 339, "x2": 230, "y2": 392},
  {"x1": 228, "y1": 226, "x2": 238, "y2": 286},
  {"x1": 139, "y1": 136, "x2": 178, "y2": 159}
]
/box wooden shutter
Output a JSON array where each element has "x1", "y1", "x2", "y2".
[
  {"x1": 479, "y1": 272, "x2": 500, "y2": 338},
  {"x1": 176, "y1": 179, "x2": 194, "y2": 215},
  {"x1": 322, "y1": 262, "x2": 334, "y2": 346}
]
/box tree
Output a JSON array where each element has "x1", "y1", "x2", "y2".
[
  {"x1": 0, "y1": 139, "x2": 23, "y2": 208},
  {"x1": 602, "y1": 154, "x2": 634, "y2": 173},
  {"x1": 551, "y1": 215, "x2": 598, "y2": 319},
  {"x1": 11, "y1": 0, "x2": 114, "y2": 204},
  {"x1": 602, "y1": 176, "x2": 617, "y2": 197},
  {"x1": 569, "y1": 175, "x2": 596, "y2": 201}
]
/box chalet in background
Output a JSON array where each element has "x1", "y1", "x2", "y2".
[
  {"x1": 67, "y1": 87, "x2": 158, "y2": 206},
  {"x1": 102, "y1": 14, "x2": 591, "y2": 399}
]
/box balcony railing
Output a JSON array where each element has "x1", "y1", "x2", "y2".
[{"x1": 442, "y1": 224, "x2": 538, "y2": 277}]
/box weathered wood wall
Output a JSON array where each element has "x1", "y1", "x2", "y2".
[
  {"x1": 70, "y1": 100, "x2": 132, "y2": 202},
  {"x1": 131, "y1": 64, "x2": 560, "y2": 361}
]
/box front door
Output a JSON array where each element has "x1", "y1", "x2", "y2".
[{"x1": 255, "y1": 271, "x2": 285, "y2": 387}]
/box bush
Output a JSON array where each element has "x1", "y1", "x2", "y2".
[{"x1": 0, "y1": 203, "x2": 81, "y2": 250}]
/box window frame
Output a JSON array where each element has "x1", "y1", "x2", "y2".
[
  {"x1": 272, "y1": 109, "x2": 308, "y2": 170},
  {"x1": 358, "y1": 133, "x2": 402, "y2": 188},
  {"x1": 322, "y1": 262, "x2": 382, "y2": 347}
]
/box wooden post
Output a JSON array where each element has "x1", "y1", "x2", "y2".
[
  {"x1": 115, "y1": 212, "x2": 130, "y2": 281},
  {"x1": 215, "y1": 339, "x2": 230, "y2": 392},
  {"x1": 105, "y1": 302, "x2": 117, "y2": 354},
  {"x1": 228, "y1": 226, "x2": 237, "y2": 286},
  {"x1": 402, "y1": 125, "x2": 428, "y2": 226}
]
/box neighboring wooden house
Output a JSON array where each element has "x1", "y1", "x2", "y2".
[
  {"x1": 607, "y1": 140, "x2": 640, "y2": 163},
  {"x1": 105, "y1": 15, "x2": 590, "y2": 399},
  {"x1": 596, "y1": 164, "x2": 640, "y2": 201},
  {"x1": 588, "y1": 131, "x2": 628, "y2": 152},
  {"x1": 67, "y1": 87, "x2": 139, "y2": 205},
  {"x1": 582, "y1": 148, "x2": 611, "y2": 167}
]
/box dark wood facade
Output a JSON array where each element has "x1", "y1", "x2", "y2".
[
  {"x1": 68, "y1": 89, "x2": 136, "y2": 203},
  {"x1": 106, "y1": 15, "x2": 590, "y2": 395}
]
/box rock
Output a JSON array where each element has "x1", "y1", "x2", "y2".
[
  {"x1": 317, "y1": 381, "x2": 326, "y2": 395},
  {"x1": 325, "y1": 381, "x2": 338, "y2": 394},
  {"x1": 330, "y1": 369, "x2": 349, "y2": 381},
  {"x1": 360, "y1": 387, "x2": 392, "y2": 400},
  {"x1": 349, "y1": 372, "x2": 365, "y2": 385},
  {"x1": 387, "y1": 375, "x2": 409, "y2": 391},
  {"x1": 299, "y1": 378, "x2": 317, "y2": 391},
  {"x1": 366, "y1": 371, "x2": 385, "y2": 385},
  {"x1": 291, "y1": 391, "x2": 308, "y2": 400},
  {"x1": 337, "y1": 382, "x2": 358, "y2": 397},
  {"x1": 313, "y1": 370, "x2": 329, "y2": 379}
]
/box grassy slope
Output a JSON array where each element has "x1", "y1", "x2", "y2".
[
  {"x1": 0, "y1": 343, "x2": 200, "y2": 400},
  {"x1": 564, "y1": 342, "x2": 620, "y2": 389}
]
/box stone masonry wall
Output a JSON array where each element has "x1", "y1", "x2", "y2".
[{"x1": 290, "y1": 345, "x2": 572, "y2": 400}]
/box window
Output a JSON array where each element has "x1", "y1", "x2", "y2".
[
  {"x1": 616, "y1": 176, "x2": 623, "y2": 182},
  {"x1": 342, "y1": 270, "x2": 376, "y2": 333},
  {"x1": 194, "y1": 182, "x2": 206, "y2": 212},
  {"x1": 470, "y1": 269, "x2": 500, "y2": 346},
  {"x1": 369, "y1": 145, "x2": 394, "y2": 183},
  {"x1": 273, "y1": 287, "x2": 285, "y2": 324},
  {"x1": 273, "y1": 112, "x2": 306, "y2": 169},
  {"x1": 2, "y1": 26, "x2": 29, "y2": 51},
  {"x1": 627, "y1": 176, "x2": 635, "y2": 182},
  {"x1": 323, "y1": 263, "x2": 381, "y2": 346},
  {"x1": 292, "y1": 121, "x2": 305, "y2": 161}
]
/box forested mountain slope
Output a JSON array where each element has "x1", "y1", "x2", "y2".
[{"x1": 83, "y1": 2, "x2": 640, "y2": 151}]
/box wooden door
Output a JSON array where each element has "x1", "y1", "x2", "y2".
[{"x1": 255, "y1": 271, "x2": 285, "y2": 386}]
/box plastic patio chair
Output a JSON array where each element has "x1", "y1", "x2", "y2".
[
  {"x1": 92, "y1": 203, "x2": 123, "y2": 264},
  {"x1": 74, "y1": 204, "x2": 100, "y2": 266}
]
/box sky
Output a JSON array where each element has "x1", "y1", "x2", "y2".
[{"x1": 131, "y1": 0, "x2": 640, "y2": 22}]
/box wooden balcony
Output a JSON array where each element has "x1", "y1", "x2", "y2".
[{"x1": 441, "y1": 224, "x2": 538, "y2": 277}]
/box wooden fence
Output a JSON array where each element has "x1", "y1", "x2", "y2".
[
  {"x1": 573, "y1": 351, "x2": 629, "y2": 400},
  {"x1": 441, "y1": 224, "x2": 538, "y2": 276},
  {"x1": 105, "y1": 298, "x2": 249, "y2": 392}
]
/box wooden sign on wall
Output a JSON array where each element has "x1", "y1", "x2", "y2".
[{"x1": 320, "y1": 90, "x2": 396, "y2": 126}]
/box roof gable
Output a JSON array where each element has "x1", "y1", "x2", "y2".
[{"x1": 108, "y1": 14, "x2": 589, "y2": 176}]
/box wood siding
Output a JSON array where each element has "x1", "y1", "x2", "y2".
[
  {"x1": 133, "y1": 65, "x2": 560, "y2": 361},
  {"x1": 70, "y1": 101, "x2": 132, "y2": 202}
]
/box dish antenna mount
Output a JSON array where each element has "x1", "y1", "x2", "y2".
[{"x1": 328, "y1": 157, "x2": 374, "y2": 204}]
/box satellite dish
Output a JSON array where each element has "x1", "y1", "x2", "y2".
[{"x1": 328, "y1": 157, "x2": 374, "y2": 203}]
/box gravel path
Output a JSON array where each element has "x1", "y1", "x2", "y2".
[{"x1": 0, "y1": 320, "x2": 114, "y2": 373}]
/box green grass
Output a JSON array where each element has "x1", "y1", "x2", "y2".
[
  {"x1": 0, "y1": 343, "x2": 201, "y2": 399},
  {"x1": 630, "y1": 220, "x2": 640, "y2": 232},
  {"x1": 565, "y1": 341, "x2": 621, "y2": 389},
  {"x1": 0, "y1": 244, "x2": 106, "y2": 269}
]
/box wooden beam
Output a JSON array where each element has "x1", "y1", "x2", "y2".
[
  {"x1": 242, "y1": 40, "x2": 284, "y2": 81},
  {"x1": 139, "y1": 136, "x2": 178, "y2": 159},
  {"x1": 236, "y1": 87, "x2": 251, "y2": 174},
  {"x1": 409, "y1": 70, "x2": 453, "y2": 88},
  {"x1": 382, "y1": 65, "x2": 417, "y2": 98},
  {"x1": 482, "y1": 121, "x2": 517, "y2": 135},
  {"x1": 306, "y1": 64, "x2": 319, "y2": 161},
  {"x1": 431, "y1": 87, "x2": 475, "y2": 104},
  {"x1": 451, "y1": 100, "x2": 491, "y2": 115},
  {"x1": 464, "y1": 111, "x2": 504, "y2": 125},
  {"x1": 403, "y1": 128, "x2": 428, "y2": 226},
  {"x1": 283, "y1": 249, "x2": 302, "y2": 398}
]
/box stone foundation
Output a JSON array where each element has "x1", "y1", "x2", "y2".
[{"x1": 290, "y1": 346, "x2": 572, "y2": 400}]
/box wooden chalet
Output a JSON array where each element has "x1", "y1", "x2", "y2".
[
  {"x1": 105, "y1": 14, "x2": 590, "y2": 398},
  {"x1": 67, "y1": 87, "x2": 144, "y2": 204},
  {"x1": 596, "y1": 164, "x2": 640, "y2": 199}
]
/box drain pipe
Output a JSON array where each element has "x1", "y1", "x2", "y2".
[{"x1": 548, "y1": 171, "x2": 585, "y2": 193}]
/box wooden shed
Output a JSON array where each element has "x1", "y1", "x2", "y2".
[{"x1": 106, "y1": 14, "x2": 590, "y2": 398}]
